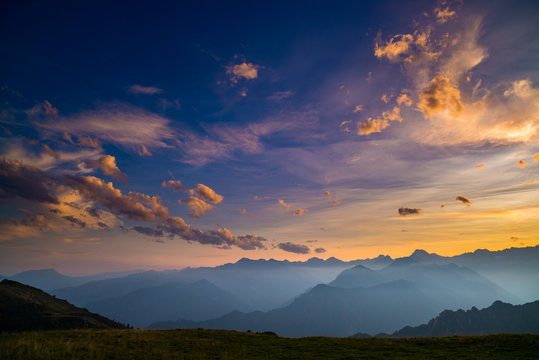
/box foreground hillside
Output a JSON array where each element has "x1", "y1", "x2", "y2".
[
  {"x1": 0, "y1": 280, "x2": 127, "y2": 332},
  {"x1": 0, "y1": 329, "x2": 538, "y2": 360}
]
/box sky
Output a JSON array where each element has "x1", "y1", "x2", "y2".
[{"x1": 1, "y1": 0, "x2": 538, "y2": 275}]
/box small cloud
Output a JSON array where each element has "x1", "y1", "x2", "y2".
[
  {"x1": 396, "y1": 93, "x2": 412, "y2": 107},
  {"x1": 239, "y1": 88, "x2": 248, "y2": 97},
  {"x1": 418, "y1": 75, "x2": 463, "y2": 119},
  {"x1": 278, "y1": 199, "x2": 291, "y2": 211},
  {"x1": 381, "y1": 93, "x2": 393, "y2": 103},
  {"x1": 353, "y1": 105, "x2": 364, "y2": 113},
  {"x1": 357, "y1": 118, "x2": 389, "y2": 135},
  {"x1": 85, "y1": 155, "x2": 127, "y2": 183},
  {"x1": 63, "y1": 215, "x2": 86, "y2": 228},
  {"x1": 332, "y1": 199, "x2": 340, "y2": 206},
  {"x1": 475, "y1": 164, "x2": 485, "y2": 169},
  {"x1": 162, "y1": 180, "x2": 187, "y2": 192},
  {"x1": 524, "y1": 180, "x2": 536, "y2": 185},
  {"x1": 398, "y1": 207, "x2": 422, "y2": 216},
  {"x1": 534, "y1": 154, "x2": 539, "y2": 162},
  {"x1": 510, "y1": 236, "x2": 519, "y2": 241},
  {"x1": 434, "y1": 6, "x2": 456, "y2": 24},
  {"x1": 189, "y1": 184, "x2": 224, "y2": 204},
  {"x1": 306, "y1": 239, "x2": 318, "y2": 243},
  {"x1": 179, "y1": 197, "x2": 214, "y2": 218},
  {"x1": 267, "y1": 90, "x2": 293, "y2": 101},
  {"x1": 518, "y1": 159, "x2": 527, "y2": 168},
  {"x1": 314, "y1": 248, "x2": 327, "y2": 254},
  {"x1": 325, "y1": 191, "x2": 331, "y2": 199},
  {"x1": 138, "y1": 145, "x2": 152, "y2": 157},
  {"x1": 128, "y1": 84, "x2": 163, "y2": 95},
  {"x1": 42, "y1": 144, "x2": 59, "y2": 160},
  {"x1": 277, "y1": 241, "x2": 310, "y2": 254},
  {"x1": 455, "y1": 195, "x2": 471, "y2": 206},
  {"x1": 77, "y1": 136, "x2": 102, "y2": 150},
  {"x1": 227, "y1": 62, "x2": 260, "y2": 83},
  {"x1": 240, "y1": 208, "x2": 247, "y2": 215},
  {"x1": 382, "y1": 107, "x2": 402, "y2": 122},
  {"x1": 293, "y1": 208, "x2": 304, "y2": 216},
  {"x1": 339, "y1": 120, "x2": 352, "y2": 127}
]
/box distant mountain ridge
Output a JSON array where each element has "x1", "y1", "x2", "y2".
[
  {"x1": 0, "y1": 280, "x2": 127, "y2": 332},
  {"x1": 390, "y1": 300, "x2": 539, "y2": 337}
]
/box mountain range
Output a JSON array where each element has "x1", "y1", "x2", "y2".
[{"x1": 3, "y1": 245, "x2": 537, "y2": 335}]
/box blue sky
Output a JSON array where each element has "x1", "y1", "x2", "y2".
[{"x1": 1, "y1": 0, "x2": 538, "y2": 274}]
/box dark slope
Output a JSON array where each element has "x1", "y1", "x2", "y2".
[
  {"x1": 150, "y1": 280, "x2": 441, "y2": 337},
  {"x1": 392, "y1": 300, "x2": 539, "y2": 337},
  {"x1": 0, "y1": 280, "x2": 127, "y2": 332},
  {"x1": 87, "y1": 279, "x2": 251, "y2": 328}
]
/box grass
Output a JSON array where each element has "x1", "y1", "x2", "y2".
[{"x1": 0, "y1": 329, "x2": 538, "y2": 359}]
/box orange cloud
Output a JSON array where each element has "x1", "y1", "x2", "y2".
[
  {"x1": 357, "y1": 118, "x2": 389, "y2": 135},
  {"x1": 475, "y1": 164, "x2": 485, "y2": 169},
  {"x1": 396, "y1": 93, "x2": 412, "y2": 107},
  {"x1": 227, "y1": 62, "x2": 260, "y2": 83},
  {"x1": 179, "y1": 197, "x2": 214, "y2": 218},
  {"x1": 455, "y1": 195, "x2": 471, "y2": 206},
  {"x1": 434, "y1": 6, "x2": 456, "y2": 24},
  {"x1": 189, "y1": 184, "x2": 223, "y2": 204},
  {"x1": 353, "y1": 105, "x2": 363, "y2": 113},
  {"x1": 518, "y1": 159, "x2": 527, "y2": 168},
  {"x1": 535, "y1": 154, "x2": 539, "y2": 162},
  {"x1": 278, "y1": 199, "x2": 291, "y2": 211},
  {"x1": 418, "y1": 75, "x2": 463, "y2": 119},
  {"x1": 294, "y1": 208, "x2": 305, "y2": 216},
  {"x1": 85, "y1": 155, "x2": 127, "y2": 183}
]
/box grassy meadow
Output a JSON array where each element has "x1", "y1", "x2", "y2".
[{"x1": 1, "y1": 329, "x2": 538, "y2": 359}]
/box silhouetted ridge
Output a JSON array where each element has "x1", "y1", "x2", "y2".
[
  {"x1": 392, "y1": 300, "x2": 539, "y2": 337},
  {"x1": 0, "y1": 280, "x2": 128, "y2": 332}
]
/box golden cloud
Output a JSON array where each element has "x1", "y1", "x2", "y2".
[
  {"x1": 396, "y1": 93, "x2": 413, "y2": 107},
  {"x1": 178, "y1": 197, "x2": 214, "y2": 218},
  {"x1": 227, "y1": 62, "x2": 260, "y2": 83},
  {"x1": 357, "y1": 118, "x2": 390, "y2": 135},
  {"x1": 418, "y1": 75, "x2": 463, "y2": 119},
  {"x1": 85, "y1": 155, "x2": 127, "y2": 183}
]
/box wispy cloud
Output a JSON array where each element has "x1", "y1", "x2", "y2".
[{"x1": 128, "y1": 84, "x2": 164, "y2": 95}]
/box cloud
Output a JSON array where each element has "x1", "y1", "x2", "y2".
[
  {"x1": 267, "y1": 90, "x2": 293, "y2": 101},
  {"x1": 36, "y1": 103, "x2": 175, "y2": 151},
  {"x1": 325, "y1": 191, "x2": 331, "y2": 199},
  {"x1": 132, "y1": 226, "x2": 164, "y2": 237},
  {"x1": 375, "y1": 33, "x2": 415, "y2": 62},
  {"x1": 381, "y1": 93, "x2": 393, "y2": 104},
  {"x1": 85, "y1": 155, "x2": 127, "y2": 183},
  {"x1": 382, "y1": 107, "x2": 402, "y2": 122},
  {"x1": 138, "y1": 145, "x2": 152, "y2": 157},
  {"x1": 177, "y1": 111, "x2": 317, "y2": 165},
  {"x1": 396, "y1": 93, "x2": 412, "y2": 107},
  {"x1": 179, "y1": 196, "x2": 214, "y2": 218},
  {"x1": 357, "y1": 118, "x2": 389, "y2": 135},
  {"x1": 475, "y1": 164, "x2": 485, "y2": 169},
  {"x1": 293, "y1": 208, "x2": 304, "y2": 216},
  {"x1": 398, "y1": 207, "x2": 422, "y2": 216},
  {"x1": 77, "y1": 136, "x2": 103, "y2": 150},
  {"x1": 227, "y1": 62, "x2": 260, "y2": 83},
  {"x1": 353, "y1": 105, "x2": 363, "y2": 113},
  {"x1": 314, "y1": 247, "x2": 327, "y2": 254},
  {"x1": 518, "y1": 159, "x2": 528, "y2": 168},
  {"x1": 434, "y1": 5, "x2": 456, "y2": 24},
  {"x1": 189, "y1": 184, "x2": 223, "y2": 204},
  {"x1": 278, "y1": 199, "x2": 291, "y2": 211},
  {"x1": 0, "y1": 158, "x2": 58, "y2": 203},
  {"x1": 418, "y1": 75, "x2": 463, "y2": 119},
  {"x1": 162, "y1": 216, "x2": 266, "y2": 250},
  {"x1": 128, "y1": 85, "x2": 164, "y2": 95},
  {"x1": 240, "y1": 208, "x2": 247, "y2": 215},
  {"x1": 455, "y1": 195, "x2": 471, "y2": 206},
  {"x1": 535, "y1": 154, "x2": 539, "y2": 162},
  {"x1": 162, "y1": 180, "x2": 187, "y2": 192},
  {"x1": 277, "y1": 242, "x2": 310, "y2": 254},
  {"x1": 41, "y1": 144, "x2": 59, "y2": 160},
  {"x1": 64, "y1": 175, "x2": 166, "y2": 222},
  {"x1": 63, "y1": 215, "x2": 86, "y2": 228}
]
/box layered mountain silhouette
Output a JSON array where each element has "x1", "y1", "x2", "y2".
[
  {"x1": 86, "y1": 279, "x2": 251, "y2": 328},
  {"x1": 0, "y1": 268, "x2": 143, "y2": 291},
  {"x1": 390, "y1": 300, "x2": 539, "y2": 337},
  {"x1": 150, "y1": 279, "x2": 441, "y2": 336},
  {"x1": 149, "y1": 253, "x2": 520, "y2": 336},
  {"x1": 5, "y1": 245, "x2": 536, "y2": 336},
  {"x1": 0, "y1": 280, "x2": 127, "y2": 332}
]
